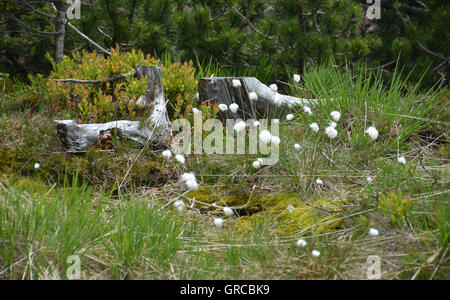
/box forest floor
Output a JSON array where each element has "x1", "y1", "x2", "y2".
[{"x1": 0, "y1": 67, "x2": 449, "y2": 280}]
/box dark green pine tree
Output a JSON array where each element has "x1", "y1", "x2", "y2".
[
  {"x1": 263, "y1": 0, "x2": 380, "y2": 78},
  {"x1": 69, "y1": 0, "x2": 178, "y2": 58},
  {"x1": 364, "y1": 0, "x2": 449, "y2": 85}
]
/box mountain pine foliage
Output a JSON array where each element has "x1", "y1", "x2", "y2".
[{"x1": 1, "y1": 0, "x2": 448, "y2": 85}]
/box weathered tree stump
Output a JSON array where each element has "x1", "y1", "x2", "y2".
[
  {"x1": 54, "y1": 65, "x2": 171, "y2": 152},
  {"x1": 198, "y1": 77, "x2": 316, "y2": 120}
]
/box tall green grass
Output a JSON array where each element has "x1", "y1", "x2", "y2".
[{"x1": 291, "y1": 62, "x2": 442, "y2": 158}]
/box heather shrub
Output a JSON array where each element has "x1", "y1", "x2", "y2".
[{"x1": 30, "y1": 47, "x2": 198, "y2": 123}]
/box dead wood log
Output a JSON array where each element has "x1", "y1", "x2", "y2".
[
  {"x1": 198, "y1": 77, "x2": 316, "y2": 119},
  {"x1": 54, "y1": 65, "x2": 171, "y2": 152}
]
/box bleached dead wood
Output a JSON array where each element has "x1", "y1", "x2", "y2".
[
  {"x1": 198, "y1": 77, "x2": 317, "y2": 119},
  {"x1": 54, "y1": 65, "x2": 170, "y2": 152}
]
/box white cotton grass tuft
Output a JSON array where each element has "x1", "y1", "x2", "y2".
[
  {"x1": 368, "y1": 228, "x2": 380, "y2": 237},
  {"x1": 398, "y1": 156, "x2": 407, "y2": 165},
  {"x1": 175, "y1": 154, "x2": 186, "y2": 165},
  {"x1": 218, "y1": 104, "x2": 228, "y2": 112},
  {"x1": 223, "y1": 207, "x2": 234, "y2": 217},
  {"x1": 252, "y1": 160, "x2": 261, "y2": 169},
  {"x1": 309, "y1": 123, "x2": 319, "y2": 133},
  {"x1": 330, "y1": 111, "x2": 341, "y2": 122},
  {"x1": 229, "y1": 103, "x2": 239, "y2": 114},
  {"x1": 192, "y1": 108, "x2": 201, "y2": 115},
  {"x1": 259, "y1": 130, "x2": 272, "y2": 144},
  {"x1": 257, "y1": 158, "x2": 263, "y2": 164},
  {"x1": 232, "y1": 79, "x2": 242, "y2": 88},
  {"x1": 270, "y1": 136, "x2": 281, "y2": 145},
  {"x1": 303, "y1": 106, "x2": 312, "y2": 116},
  {"x1": 296, "y1": 239, "x2": 307, "y2": 248},
  {"x1": 315, "y1": 178, "x2": 323, "y2": 185},
  {"x1": 233, "y1": 121, "x2": 247, "y2": 133},
  {"x1": 181, "y1": 173, "x2": 198, "y2": 190},
  {"x1": 269, "y1": 84, "x2": 278, "y2": 92},
  {"x1": 173, "y1": 200, "x2": 185, "y2": 212},
  {"x1": 272, "y1": 119, "x2": 280, "y2": 125},
  {"x1": 34, "y1": 162, "x2": 41, "y2": 170},
  {"x1": 185, "y1": 179, "x2": 199, "y2": 190},
  {"x1": 294, "y1": 143, "x2": 301, "y2": 150},
  {"x1": 293, "y1": 74, "x2": 301, "y2": 83},
  {"x1": 367, "y1": 177, "x2": 374, "y2": 184},
  {"x1": 328, "y1": 121, "x2": 337, "y2": 128},
  {"x1": 287, "y1": 205, "x2": 294, "y2": 213},
  {"x1": 181, "y1": 172, "x2": 196, "y2": 182},
  {"x1": 253, "y1": 121, "x2": 260, "y2": 127},
  {"x1": 162, "y1": 149, "x2": 172, "y2": 159},
  {"x1": 365, "y1": 126, "x2": 379, "y2": 141},
  {"x1": 286, "y1": 114, "x2": 294, "y2": 121},
  {"x1": 325, "y1": 126, "x2": 338, "y2": 139},
  {"x1": 249, "y1": 92, "x2": 258, "y2": 101},
  {"x1": 311, "y1": 250, "x2": 321, "y2": 258},
  {"x1": 213, "y1": 218, "x2": 225, "y2": 228}
]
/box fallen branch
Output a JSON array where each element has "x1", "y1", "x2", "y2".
[
  {"x1": 198, "y1": 77, "x2": 317, "y2": 119},
  {"x1": 52, "y1": 70, "x2": 136, "y2": 84},
  {"x1": 54, "y1": 66, "x2": 170, "y2": 152}
]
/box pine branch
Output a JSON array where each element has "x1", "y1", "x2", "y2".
[{"x1": 231, "y1": 6, "x2": 276, "y2": 42}]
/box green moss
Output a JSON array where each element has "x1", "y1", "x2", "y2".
[
  {"x1": 6, "y1": 176, "x2": 51, "y2": 196},
  {"x1": 0, "y1": 149, "x2": 19, "y2": 175},
  {"x1": 187, "y1": 189, "x2": 344, "y2": 236}
]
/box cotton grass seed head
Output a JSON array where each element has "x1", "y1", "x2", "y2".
[
  {"x1": 296, "y1": 239, "x2": 307, "y2": 248},
  {"x1": 269, "y1": 84, "x2": 278, "y2": 92},
  {"x1": 294, "y1": 143, "x2": 301, "y2": 150},
  {"x1": 303, "y1": 106, "x2": 312, "y2": 116},
  {"x1": 367, "y1": 177, "x2": 373, "y2": 184},
  {"x1": 325, "y1": 126, "x2": 338, "y2": 139},
  {"x1": 253, "y1": 121, "x2": 260, "y2": 127},
  {"x1": 330, "y1": 111, "x2": 341, "y2": 122},
  {"x1": 218, "y1": 104, "x2": 228, "y2": 112},
  {"x1": 287, "y1": 205, "x2": 294, "y2": 213},
  {"x1": 272, "y1": 119, "x2": 279, "y2": 125},
  {"x1": 310, "y1": 123, "x2": 319, "y2": 133},
  {"x1": 312, "y1": 250, "x2": 321, "y2": 258},
  {"x1": 328, "y1": 121, "x2": 337, "y2": 128},
  {"x1": 229, "y1": 103, "x2": 239, "y2": 113},
  {"x1": 368, "y1": 228, "x2": 379, "y2": 237},
  {"x1": 232, "y1": 79, "x2": 241, "y2": 88},
  {"x1": 175, "y1": 154, "x2": 186, "y2": 165},
  {"x1": 365, "y1": 126, "x2": 379, "y2": 140},
  {"x1": 174, "y1": 200, "x2": 185, "y2": 212},
  {"x1": 259, "y1": 130, "x2": 272, "y2": 144},
  {"x1": 192, "y1": 108, "x2": 201, "y2": 115},
  {"x1": 398, "y1": 156, "x2": 406, "y2": 165},
  {"x1": 233, "y1": 121, "x2": 246, "y2": 133},
  {"x1": 293, "y1": 74, "x2": 301, "y2": 83},
  {"x1": 34, "y1": 162, "x2": 41, "y2": 169},
  {"x1": 249, "y1": 92, "x2": 258, "y2": 101},
  {"x1": 223, "y1": 207, "x2": 234, "y2": 217},
  {"x1": 181, "y1": 172, "x2": 196, "y2": 182},
  {"x1": 315, "y1": 179, "x2": 323, "y2": 185},
  {"x1": 162, "y1": 149, "x2": 172, "y2": 159},
  {"x1": 286, "y1": 114, "x2": 294, "y2": 121},
  {"x1": 270, "y1": 136, "x2": 281, "y2": 145},
  {"x1": 213, "y1": 218, "x2": 225, "y2": 228},
  {"x1": 257, "y1": 158, "x2": 263, "y2": 164},
  {"x1": 252, "y1": 160, "x2": 261, "y2": 169},
  {"x1": 185, "y1": 179, "x2": 199, "y2": 191}
]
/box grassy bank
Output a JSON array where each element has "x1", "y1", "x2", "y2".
[{"x1": 0, "y1": 62, "x2": 448, "y2": 280}]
